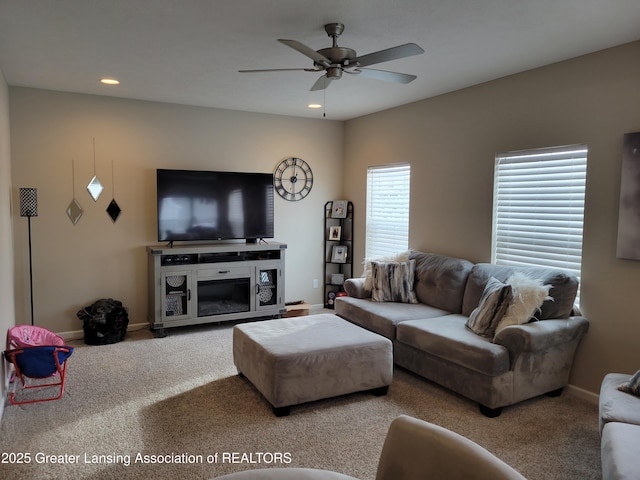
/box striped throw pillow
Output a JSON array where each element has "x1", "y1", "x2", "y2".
[
  {"x1": 371, "y1": 260, "x2": 419, "y2": 304},
  {"x1": 466, "y1": 277, "x2": 513, "y2": 337}
]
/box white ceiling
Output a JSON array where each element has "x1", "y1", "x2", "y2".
[{"x1": 1, "y1": 0, "x2": 639, "y2": 121}]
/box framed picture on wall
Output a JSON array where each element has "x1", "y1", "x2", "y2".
[
  {"x1": 617, "y1": 131, "x2": 640, "y2": 260},
  {"x1": 331, "y1": 245, "x2": 348, "y2": 263},
  {"x1": 332, "y1": 200, "x2": 348, "y2": 218},
  {"x1": 329, "y1": 225, "x2": 342, "y2": 240}
]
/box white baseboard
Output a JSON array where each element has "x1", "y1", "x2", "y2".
[
  {"x1": 57, "y1": 322, "x2": 150, "y2": 342},
  {"x1": 566, "y1": 383, "x2": 599, "y2": 405},
  {"x1": 60, "y1": 309, "x2": 334, "y2": 342}
]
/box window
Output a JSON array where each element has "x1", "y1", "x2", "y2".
[
  {"x1": 492, "y1": 145, "x2": 587, "y2": 302},
  {"x1": 365, "y1": 164, "x2": 410, "y2": 258}
]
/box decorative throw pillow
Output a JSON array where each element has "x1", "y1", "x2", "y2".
[
  {"x1": 618, "y1": 369, "x2": 640, "y2": 397},
  {"x1": 370, "y1": 260, "x2": 419, "y2": 304},
  {"x1": 494, "y1": 271, "x2": 552, "y2": 336},
  {"x1": 466, "y1": 277, "x2": 513, "y2": 338},
  {"x1": 363, "y1": 250, "x2": 413, "y2": 293}
]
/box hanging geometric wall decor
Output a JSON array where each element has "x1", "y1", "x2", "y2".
[
  {"x1": 87, "y1": 137, "x2": 104, "y2": 201},
  {"x1": 67, "y1": 159, "x2": 83, "y2": 225},
  {"x1": 107, "y1": 160, "x2": 122, "y2": 223},
  {"x1": 67, "y1": 199, "x2": 83, "y2": 226},
  {"x1": 616, "y1": 131, "x2": 640, "y2": 260},
  {"x1": 107, "y1": 199, "x2": 122, "y2": 223}
]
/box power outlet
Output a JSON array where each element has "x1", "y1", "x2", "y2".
[{"x1": 312, "y1": 279, "x2": 319, "y2": 289}]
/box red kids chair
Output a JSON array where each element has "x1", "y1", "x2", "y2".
[{"x1": 4, "y1": 325, "x2": 74, "y2": 405}]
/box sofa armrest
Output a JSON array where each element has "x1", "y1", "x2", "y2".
[
  {"x1": 343, "y1": 277, "x2": 371, "y2": 299},
  {"x1": 493, "y1": 316, "x2": 589, "y2": 363}
]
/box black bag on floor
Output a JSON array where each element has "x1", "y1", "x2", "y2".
[{"x1": 77, "y1": 298, "x2": 129, "y2": 345}]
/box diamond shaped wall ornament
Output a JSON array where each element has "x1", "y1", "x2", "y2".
[
  {"x1": 106, "y1": 160, "x2": 122, "y2": 222},
  {"x1": 67, "y1": 198, "x2": 83, "y2": 225},
  {"x1": 67, "y1": 159, "x2": 83, "y2": 225},
  {"x1": 87, "y1": 175, "x2": 103, "y2": 201},
  {"x1": 87, "y1": 138, "x2": 103, "y2": 201},
  {"x1": 107, "y1": 199, "x2": 121, "y2": 223}
]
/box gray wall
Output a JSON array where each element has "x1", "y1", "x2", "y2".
[{"x1": 344, "y1": 41, "x2": 640, "y2": 394}]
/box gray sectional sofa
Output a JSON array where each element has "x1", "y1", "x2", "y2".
[
  {"x1": 335, "y1": 251, "x2": 589, "y2": 417},
  {"x1": 599, "y1": 372, "x2": 640, "y2": 480}
]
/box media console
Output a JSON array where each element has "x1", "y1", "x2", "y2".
[{"x1": 147, "y1": 242, "x2": 286, "y2": 336}]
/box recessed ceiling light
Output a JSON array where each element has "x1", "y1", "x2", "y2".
[
  {"x1": 308, "y1": 103, "x2": 322, "y2": 109},
  {"x1": 100, "y1": 78, "x2": 120, "y2": 85}
]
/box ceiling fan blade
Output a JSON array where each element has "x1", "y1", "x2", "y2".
[
  {"x1": 278, "y1": 39, "x2": 332, "y2": 68},
  {"x1": 310, "y1": 75, "x2": 333, "y2": 91},
  {"x1": 357, "y1": 68, "x2": 417, "y2": 84},
  {"x1": 239, "y1": 68, "x2": 320, "y2": 73},
  {"x1": 353, "y1": 43, "x2": 424, "y2": 68}
]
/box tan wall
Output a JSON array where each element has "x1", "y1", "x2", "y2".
[
  {"x1": 7, "y1": 42, "x2": 640, "y2": 395},
  {"x1": 344, "y1": 41, "x2": 640, "y2": 394},
  {"x1": 9, "y1": 89, "x2": 343, "y2": 334},
  {"x1": 0, "y1": 69, "x2": 15, "y2": 407}
]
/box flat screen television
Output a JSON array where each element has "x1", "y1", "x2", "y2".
[{"x1": 156, "y1": 169, "x2": 274, "y2": 243}]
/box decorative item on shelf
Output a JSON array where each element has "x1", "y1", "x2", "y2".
[
  {"x1": 87, "y1": 138, "x2": 104, "y2": 201},
  {"x1": 331, "y1": 273, "x2": 344, "y2": 285},
  {"x1": 331, "y1": 200, "x2": 348, "y2": 218},
  {"x1": 326, "y1": 291, "x2": 336, "y2": 307},
  {"x1": 329, "y1": 225, "x2": 341, "y2": 240},
  {"x1": 67, "y1": 159, "x2": 83, "y2": 225},
  {"x1": 19, "y1": 187, "x2": 38, "y2": 325},
  {"x1": 106, "y1": 160, "x2": 122, "y2": 223},
  {"x1": 273, "y1": 157, "x2": 313, "y2": 201},
  {"x1": 258, "y1": 270, "x2": 275, "y2": 305},
  {"x1": 331, "y1": 245, "x2": 348, "y2": 263}
]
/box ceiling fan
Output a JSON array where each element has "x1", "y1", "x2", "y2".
[{"x1": 239, "y1": 23, "x2": 424, "y2": 91}]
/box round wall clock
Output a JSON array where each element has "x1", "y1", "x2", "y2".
[{"x1": 273, "y1": 157, "x2": 313, "y2": 201}]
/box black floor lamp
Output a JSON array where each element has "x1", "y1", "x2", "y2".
[{"x1": 19, "y1": 188, "x2": 38, "y2": 325}]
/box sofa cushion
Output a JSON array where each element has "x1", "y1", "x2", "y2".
[
  {"x1": 599, "y1": 373, "x2": 640, "y2": 432},
  {"x1": 466, "y1": 277, "x2": 512, "y2": 338},
  {"x1": 335, "y1": 296, "x2": 450, "y2": 340},
  {"x1": 410, "y1": 252, "x2": 474, "y2": 314},
  {"x1": 462, "y1": 263, "x2": 578, "y2": 319},
  {"x1": 601, "y1": 422, "x2": 640, "y2": 480},
  {"x1": 396, "y1": 315, "x2": 510, "y2": 376},
  {"x1": 371, "y1": 260, "x2": 418, "y2": 304},
  {"x1": 495, "y1": 272, "x2": 552, "y2": 336},
  {"x1": 363, "y1": 249, "x2": 413, "y2": 293}
]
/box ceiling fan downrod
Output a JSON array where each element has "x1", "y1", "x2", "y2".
[
  {"x1": 325, "y1": 22, "x2": 345, "y2": 47},
  {"x1": 316, "y1": 23, "x2": 357, "y2": 71}
]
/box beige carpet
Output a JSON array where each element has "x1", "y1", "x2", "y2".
[{"x1": 0, "y1": 322, "x2": 601, "y2": 480}]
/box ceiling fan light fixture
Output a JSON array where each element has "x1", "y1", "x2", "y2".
[{"x1": 326, "y1": 66, "x2": 342, "y2": 79}]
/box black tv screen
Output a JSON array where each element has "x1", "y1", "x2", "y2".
[{"x1": 156, "y1": 169, "x2": 274, "y2": 242}]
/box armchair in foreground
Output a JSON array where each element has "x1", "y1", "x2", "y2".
[{"x1": 213, "y1": 415, "x2": 527, "y2": 480}]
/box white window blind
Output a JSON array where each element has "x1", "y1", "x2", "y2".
[
  {"x1": 366, "y1": 164, "x2": 410, "y2": 258},
  {"x1": 492, "y1": 145, "x2": 587, "y2": 301}
]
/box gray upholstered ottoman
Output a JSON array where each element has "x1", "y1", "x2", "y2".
[{"x1": 233, "y1": 314, "x2": 393, "y2": 416}]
